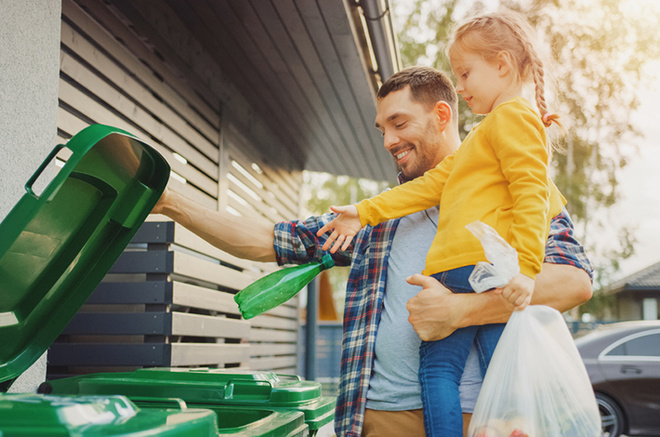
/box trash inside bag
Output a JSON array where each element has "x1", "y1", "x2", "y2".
[
  {"x1": 467, "y1": 305, "x2": 601, "y2": 437},
  {"x1": 465, "y1": 221, "x2": 520, "y2": 293}
]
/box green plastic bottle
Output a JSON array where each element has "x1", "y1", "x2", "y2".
[{"x1": 234, "y1": 253, "x2": 335, "y2": 319}]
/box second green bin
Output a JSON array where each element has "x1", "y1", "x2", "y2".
[{"x1": 42, "y1": 367, "x2": 335, "y2": 435}]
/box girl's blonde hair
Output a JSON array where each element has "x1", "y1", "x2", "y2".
[{"x1": 447, "y1": 11, "x2": 559, "y2": 128}]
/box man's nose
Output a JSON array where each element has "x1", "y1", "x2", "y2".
[{"x1": 383, "y1": 131, "x2": 400, "y2": 150}]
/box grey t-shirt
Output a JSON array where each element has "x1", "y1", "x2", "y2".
[{"x1": 365, "y1": 206, "x2": 482, "y2": 413}]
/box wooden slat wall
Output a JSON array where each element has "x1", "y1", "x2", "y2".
[{"x1": 55, "y1": 0, "x2": 304, "y2": 376}]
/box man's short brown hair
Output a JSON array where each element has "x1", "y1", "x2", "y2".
[{"x1": 378, "y1": 66, "x2": 458, "y2": 121}]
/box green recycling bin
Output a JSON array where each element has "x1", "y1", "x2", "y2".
[
  {"x1": 42, "y1": 368, "x2": 335, "y2": 435},
  {"x1": 0, "y1": 394, "x2": 218, "y2": 436},
  {"x1": 0, "y1": 125, "x2": 312, "y2": 436}
]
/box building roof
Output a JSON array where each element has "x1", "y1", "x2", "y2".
[
  {"x1": 112, "y1": 0, "x2": 401, "y2": 183},
  {"x1": 603, "y1": 261, "x2": 660, "y2": 294}
]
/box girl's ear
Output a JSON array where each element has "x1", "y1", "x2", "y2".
[
  {"x1": 496, "y1": 51, "x2": 514, "y2": 77},
  {"x1": 434, "y1": 101, "x2": 453, "y2": 129}
]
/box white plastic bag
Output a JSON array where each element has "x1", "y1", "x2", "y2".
[
  {"x1": 467, "y1": 305, "x2": 601, "y2": 437},
  {"x1": 465, "y1": 221, "x2": 520, "y2": 293}
]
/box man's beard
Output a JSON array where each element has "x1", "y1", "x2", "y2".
[{"x1": 394, "y1": 119, "x2": 442, "y2": 181}]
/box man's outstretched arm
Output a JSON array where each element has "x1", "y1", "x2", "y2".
[
  {"x1": 406, "y1": 263, "x2": 592, "y2": 341},
  {"x1": 152, "y1": 188, "x2": 277, "y2": 262}
]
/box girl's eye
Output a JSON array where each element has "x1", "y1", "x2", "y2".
[{"x1": 462, "y1": 72, "x2": 469, "y2": 79}]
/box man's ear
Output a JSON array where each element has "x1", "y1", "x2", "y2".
[{"x1": 434, "y1": 101, "x2": 453, "y2": 129}]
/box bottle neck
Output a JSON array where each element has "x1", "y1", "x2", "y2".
[{"x1": 319, "y1": 253, "x2": 335, "y2": 271}]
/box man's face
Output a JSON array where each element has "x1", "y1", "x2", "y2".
[{"x1": 375, "y1": 87, "x2": 452, "y2": 180}]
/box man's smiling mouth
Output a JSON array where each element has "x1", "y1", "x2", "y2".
[{"x1": 395, "y1": 149, "x2": 411, "y2": 160}]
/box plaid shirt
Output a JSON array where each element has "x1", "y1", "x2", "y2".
[{"x1": 273, "y1": 207, "x2": 592, "y2": 437}]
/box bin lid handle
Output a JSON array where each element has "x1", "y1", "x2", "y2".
[{"x1": 224, "y1": 379, "x2": 272, "y2": 400}]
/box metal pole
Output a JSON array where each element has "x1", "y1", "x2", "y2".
[{"x1": 305, "y1": 276, "x2": 319, "y2": 381}]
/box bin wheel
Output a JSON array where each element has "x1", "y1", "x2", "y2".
[{"x1": 37, "y1": 382, "x2": 52, "y2": 394}]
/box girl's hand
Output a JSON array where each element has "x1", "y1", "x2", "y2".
[
  {"x1": 495, "y1": 273, "x2": 534, "y2": 310},
  {"x1": 316, "y1": 205, "x2": 362, "y2": 253}
]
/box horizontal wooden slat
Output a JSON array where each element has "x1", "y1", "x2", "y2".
[
  {"x1": 249, "y1": 315, "x2": 300, "y2": 331},
  {"x1": 58, "y1": 48, "x2": 220, "y2": 184},
  {"x1": 170, "y1": 343, "x2": 250, "y2": 366},
  {"x1": 109, "y1": 250, "x2": 253, "y2": 291},
  {"x1": 48, "y1": 343, "x2": 170, "y2": 366},
  {"x1": 249, "y1": 343, "x2": 298, "y2": 356},
  {"x1": 171, "y1": 282, "x2": 240, "y2": 315},
  {"x1": 227, "y1": 147, "x2": 299, "y2": 218},
  {"x1": 86, "y1": 282, "x2": 170, "y2": 305},
  {"x1": 62, "y1": 312, "x2": 249, "y2": 339},
  {"x1": 57, "y1": 83, "x2": 217, "y2": 197},
  {"x1": 171, "y1": 312, "x2": 249, "y2": 338},
  {"x1": 249, "y1": 328, "x2": 298, "y2": 342},
  {"x1": 62, "y1": 0, "x2": 221, "y2": 134},
  {"x1": 249, "y1": 356, "x2": 298, "y2": 371},
  {"x1": 58, "y1": 20, "x2": 219, "y2": 163}
]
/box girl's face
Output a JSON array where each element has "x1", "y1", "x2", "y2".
[{"x1": 450, "y1": 50, "x2": 513, "y2": 115}]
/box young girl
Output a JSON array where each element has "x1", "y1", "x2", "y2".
[{"x1": 318, "y1": 11, "x2": 566, "y2": 437}]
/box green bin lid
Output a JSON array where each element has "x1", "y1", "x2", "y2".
[
  {"x1": 0, "y1": 124, "x2": 170, "y2": 387},
  {"x1": 0, "y1": 394, "x2": 218, "y2": 436},
  {"x1": 129, "y1": 398, "x2": 309, "y2": 437},
  {"x1": 45, "y1": 368, "x2": 335, "y2": 431}
]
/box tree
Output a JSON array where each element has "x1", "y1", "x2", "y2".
[
  {"x1": 301, "y1": 172, "x2": 392, "y2": 316},
  {"x1": 392, "y1": 0, "x2": 660, "y2": 294}
]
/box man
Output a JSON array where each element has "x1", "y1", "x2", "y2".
[{"x1": 152, "y1": 66, "x2": 593, "y2": 437}]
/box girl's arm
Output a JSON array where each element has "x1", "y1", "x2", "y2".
[
  {"x1": 490, "y1": 102, "x2": 554, "y2": 279},
  {"x1": 488, "y1": 102, "x2": 557, "y2": 309},
  {"x1": 358, "y1": 153, "x2": 456, "y2": 226},
  {"x1": 316, "y1": 155, "x2": 456, "y2": 252}
]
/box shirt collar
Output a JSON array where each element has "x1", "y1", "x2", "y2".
[{"x1": 397, "y1": 172, "x2": 410, "y2": 185}]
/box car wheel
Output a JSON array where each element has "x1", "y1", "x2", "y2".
[{"x1": 596, "y1": 393, "x2": 626, "y2": 437}]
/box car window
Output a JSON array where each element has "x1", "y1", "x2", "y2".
[{"x1": 605, "y1": 332, "x2": 660, "y2": 357}]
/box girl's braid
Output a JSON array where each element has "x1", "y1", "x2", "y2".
[{"x1": 502, "y1": 16, "x2": 559, "y2": 127}]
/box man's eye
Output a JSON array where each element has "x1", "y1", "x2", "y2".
[{"x1": 395, "y1": 122, "x2": 406, "y2": 129}]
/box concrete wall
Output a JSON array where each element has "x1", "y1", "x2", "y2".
[{"x1": 1, "y1": 0, "x2": 62, "y2": 392}]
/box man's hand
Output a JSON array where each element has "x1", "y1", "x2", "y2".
[
  {"x1": 405, "y1": 274, "x2": 467, "y2": 341},
  {"x1": 495, "y1": 273, "x2": 534, "y2": 310},
  {"x1": 316, "y1": 205, "x2": 362, "y2": 253}
]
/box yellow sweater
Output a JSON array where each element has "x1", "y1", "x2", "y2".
[{"x1": 357, "y1": 97, "x2": 566, "y2": 279}]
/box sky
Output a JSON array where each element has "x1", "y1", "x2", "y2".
[{"x1": 603, "y1": 60, "x2": 660, "y2": 279}]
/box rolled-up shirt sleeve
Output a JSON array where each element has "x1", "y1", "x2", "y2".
[{"x1": 273, "y1": 213, "x2": 353, "y2": 267}]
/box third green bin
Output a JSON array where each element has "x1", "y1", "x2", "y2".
[{"x1": 42, "y1": 367, "x2": 335, "y2": 435}]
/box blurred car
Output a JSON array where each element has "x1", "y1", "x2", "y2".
[{"x1": 575, "y1": 320, "x2": 660, "y2": 437}]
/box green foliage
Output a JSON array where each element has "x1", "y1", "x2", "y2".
[
  {"x1": 303, "y1": 172, "x2": 392, "y2": 216},
  {"x1": 392, "y1": 0, "x2": 660, "y2": 292},
  {"x1": 302, "y1": 172, "x2": 393, "y2": 316}
]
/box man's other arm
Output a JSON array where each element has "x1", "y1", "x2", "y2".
[{"x1": 406, "y1": 263, "x2": 592, "y2": 341}]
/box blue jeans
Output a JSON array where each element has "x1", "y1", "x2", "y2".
[{"x1": 419, "y1": 266, "x2": 505, "y2": 437}]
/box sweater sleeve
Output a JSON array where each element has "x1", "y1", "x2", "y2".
[
  {"x1": 489, "y1": 102, "x2": 551, "y2": 278},
  {"x1": 357, "y1": 153, "x2": 456, "y2": 227}
]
